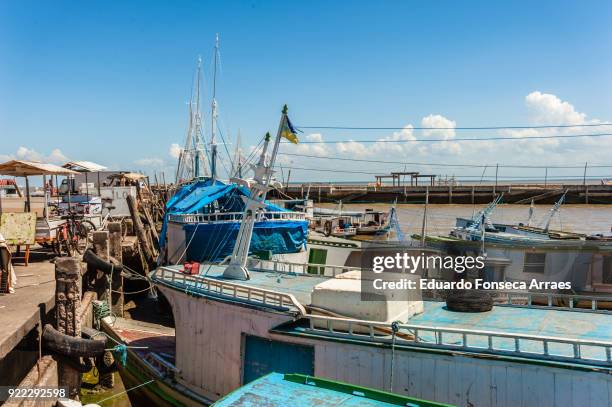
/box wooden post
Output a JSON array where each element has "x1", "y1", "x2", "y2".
[
  {"x1": 25, "y1": 176, "x2": 31, "y2": 212},
  {"x1": 141, "y1": 203, "x2": 159, "y2": 249},
  {"x1": 55, "y1": 257, "x2": 82, "y2": 400},
  {"x1": 92, "y1": 231, "x2": 110, "y2": 301},
  {"x1": 108, "y1": 222, "x2": 123, "y2": 317},
  {"x1": 127, "y1": 194, "x2": 154, "y2": 263}
]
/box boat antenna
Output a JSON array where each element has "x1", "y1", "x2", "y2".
[
  {"x1": 527, "y1": 198, "x2": 535, "y2": 226},
  {"x1": 210, "y1": 33, "x2": 220, "y2": 181},
  {"x1": 540, "y1": 189, "x2": 568, "y2": 232},
  {"x1": 223, "y1": 106, "x2": 289, "y2": 280}
]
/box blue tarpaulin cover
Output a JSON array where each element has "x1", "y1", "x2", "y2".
[{"x1": 160, "y1": 179, "x2": 308, "y2": 262}]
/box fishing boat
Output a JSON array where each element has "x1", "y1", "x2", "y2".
[
  {"x1": 161, "y1": 178, "x2": 309, "y2": 264},
  {"x1": 213, "y1": 373, "x2": 452, "y2": 407},
  {"x1": 310, "y1": 215, "x2": 357, "y2": 238},
  {"x1": 312, "y1": 203, "x2": 392, "y2": 236},
  {"x1": 417, "y1": 194, "x2": 612, "y2": 295},
  {"x1": 122, "y1": 108, "x2": 612, "y2": 407},
  {"x1": 161, "y1": 38, "x2": 309, "y2": 265}
]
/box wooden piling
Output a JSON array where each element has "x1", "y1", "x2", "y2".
[
  {"x1": 108, "y1": 222, "x2": 123, "y2": 317},
  {"x1": 54, "y1": 257, "x2": 82, "y2": 400},
  {"x1": 127, "y1": 194, "x2": 154, "y2": 264},
  {"x1": 91, "y1": 231, "x2": 110, "y2": 301},
  {"x1": 141, "y1": 203, "x2": 159, "y2": 247}
]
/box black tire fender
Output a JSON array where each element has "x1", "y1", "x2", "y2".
[
  {"x1": 42, "y1": 324, "x2": 106, "y2": 358},
  {"x1": 446, "y1": 289, "x2": 493, "y2": 312},
  {"x1": 83, "y1": 249, "x2": 124, "y2": 274},
  {"x1": 53, "y1": 354, "x2": 95, "y2": 373}
]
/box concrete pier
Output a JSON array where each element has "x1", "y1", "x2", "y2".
[{"x1": 272, "y1": 183, "x2": 612, "y2": 204}]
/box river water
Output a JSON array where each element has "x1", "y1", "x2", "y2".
[{"x1": 318, "y1": 203, "x2": 612, "y2": 236}]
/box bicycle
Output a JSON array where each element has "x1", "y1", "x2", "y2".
[{"x1": 54, "y1": 211, "x2": 97, "y2": 256}]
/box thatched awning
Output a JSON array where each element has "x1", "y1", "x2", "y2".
[{"x1": 0, "y1": 160, "x2": 79, "y2": 176}]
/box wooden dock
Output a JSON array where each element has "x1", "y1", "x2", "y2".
[
  {"x1": 0, "y1": 251, "x2": 56, "y2": 388},
  {"x1": 271, "y1": 183, "x2": 612, "y2": 204},
  {"x1": 0, "y1": 251, "x2": 55, "y2": 361}
]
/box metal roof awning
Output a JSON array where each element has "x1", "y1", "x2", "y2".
[
  {"x1": 0, "y1": 160, "x2": 78, "y2": 176},
  {"x1": 62, "y1": 161, "x2": 107, "y2": 172}
]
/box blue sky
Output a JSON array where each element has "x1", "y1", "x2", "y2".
[{"x1": 1, "y1": 1, "x2": 611, "y2": 182}]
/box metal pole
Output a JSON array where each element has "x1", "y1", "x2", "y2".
[
  {"x1": 494, "y1": 163, "x2": 498, "y2": 193},
  {"x1": 420, "y1": 187, "x2": 429, "y2": 246},
  {"x1": 583, "y1": 162, "x2": 588, "y2": 186},
  {"x1": 544, "y1": 167, "x2": 548, "y2": 187}
]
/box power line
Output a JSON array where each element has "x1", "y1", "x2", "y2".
[
  {"x1": 282, "y1": 132, "x2": 612, "y2": 144},
  {"x1": 275, "y1": 165, "x2": 612, "y2": 179},
  {"x1": 296, "y1": 123, "x2": 612, "y2": 131},
  {"x1": 276, "y1": 166, "x2": 612, "y2": 181},
  {"x1": 277, "y1": 152, "x2": 612, "y2": 169}
]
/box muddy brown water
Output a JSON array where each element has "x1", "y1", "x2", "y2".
[{"x1": 318, "y1": 203, "x2": 612, "y2": 236}]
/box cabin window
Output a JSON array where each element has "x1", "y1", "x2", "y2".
[
  {"x1": 603, "y1": 256, "x2": 612, "y2": 284},
  {"x1": 307, "y1": 248, "x2": 328, "y2": 274},
  {"x1": 524, "y1": 252, "x2": 546, "y2": 274}
]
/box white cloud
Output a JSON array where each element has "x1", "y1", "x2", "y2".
[
  {"x1": 306, "y1": 133, "x2": 324, "y2": 143},
  {"x1": 292, "y1": 133, "x2": 331, "y2": 157},
  {"x1": 48, "y1": 148, "x2": 68, "y2": 163},
  {"x1": 135, "y1": 158, "x2": 164, "y2": 167},
  {"x1": 335, "y1": 140, "x2": 370, "y2": 156},
  {"x1": 169, "y1": 143, "x2": 182, "y2": 159},
  {"x1": 525, "y1": 91, "x2": 586, "y2": 125},
  {"x1": 2, "y1": 146, "x2": 68, "y2": 164},
  {"x1": 421, "y1": 114, "x2": 457, "y2": 140}
]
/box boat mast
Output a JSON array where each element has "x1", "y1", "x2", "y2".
[
  {"x1": 231, "y1": 129, "x2": 242, "y2": 178},
  {"x1": 193, "y1": 56, "x2": 206, "y2": 179},
  {"x1": 223, "y1": 106, "x2": 288, "y2": 280},
  {"x1": 210, "y1": 34, "x2": 220, "y2": 181},
  {"x1": 541, "y1": 190, "x2": 567, "y2": 232}
]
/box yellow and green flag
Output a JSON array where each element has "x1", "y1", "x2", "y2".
[{"x1": 281, "y1": 116, "x2": 300, "y2": 144}]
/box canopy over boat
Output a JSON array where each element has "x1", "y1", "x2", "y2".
[{"x1": 160, "y1": 179, "x2": 308, "y2": 262}]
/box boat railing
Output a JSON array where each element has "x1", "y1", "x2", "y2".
[
  {"x1": 250, "y1": 258, "x2": 365, "y2": 277},
  {"x1": 151, "y1": 266, "x2": 307, "y2": 315},
  {"x1": 493, "y1": 291, "x2": 612, "y2": 314},
  {"x1": 303, "y1": 314, "x2": 612, "y2": 367},
  {"x1": 167, "y1": 211, "x2": 306, "y2": 224}
]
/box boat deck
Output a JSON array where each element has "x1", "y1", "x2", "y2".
[
  {"x1": 214, "y1": 372, "x2": 450, "y2": 407},
  {"x1": 161, "y1": 264, "x2": 331, "y2": 306},
  {"x1": 106, "y1": 317, "x2": 176, "y2": 361},
  {"x1": 153, "y1": 265, "x2": 612, "y2": 368},
  {"x1": 410, "y1": 301, "x2": 612, "y2": 342}
]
